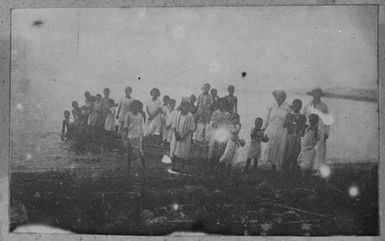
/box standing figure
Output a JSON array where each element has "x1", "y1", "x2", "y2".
[
  {"x1": 94, "y1": 94, "x2": 104, "y2": 136},
  {"x1": 160, "y1": 95, "x2": 170, "y2": 145},
  {"x1": 196, "y1": 83, "x2": 214, "y2": 125},
  {"x1": 208, "y1": 98, "x2": 231, "y2": 170},
  {"x1": 61, "y1": 110, "x2": 73, "y2": 140},
  {"x1": 189, "y1": 95, "x2": 198, "y2": 116},
  {"x1": 145, "y1": 88, "x2": 163, "y2": 145},
  {"x1": 263, "y1": 89, "x2": 290, "y2": 170},
  {"x1": 122, "y1": 100, "x2": 146, "y2": 173},
  {"x1": 297, "y1": 114, "x2": 320, "y2": 172},
  {"x1": 170, "y1": 98, "x2": 195, "y2": 171},
  {"x1": 282, "y1": 99, "x2": 307, "y2": 176},
  {"x1": 101, "y1": 88, "x2": 112, "y2": 123},
  {"x1": 225, "y1": 85, "x2": 238, "y2": 113},
  {"x1": 210, "y1": 88, "x2": 219, "y2": 111},
  {"x1": 303, "y1": 87, "x2": 330, "y2": 172},
  {"x1": 165, "y1": 99, "x2": 177, "y2": 144},
  {"x1": 117, "y1": 87, "x2": 133, "y2": 135},
  {"x1": 244, "y1": 117, "x2": 269, "y2": 172},
  {"x1": 218, "y1": 113, "x2": 242, "y2": 175},
  {"x1": 104, "y1": 99, "x2": 117, "y2": 135}
]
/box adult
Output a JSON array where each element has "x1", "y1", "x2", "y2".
[
  {"x1": 196, "y1": 83, "x2": 214, "y2": 124},
  {"x1": 117, "y1": 87, "x2": 134, "y2": 135},
  {"x1": 303, "y1": 87, "x2": 330, "y2": 172},
  {"x1": 263, "y1": 89, "x2": 290, "y2": 170}
]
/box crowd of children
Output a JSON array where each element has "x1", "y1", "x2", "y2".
[{"x1": 61, "y1": 84, "x2": 328, "y2": 177}]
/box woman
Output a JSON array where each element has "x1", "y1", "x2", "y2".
[
  {"x1": 263, "y1": 89, "x2": 290, "y2": 170},
  {"x1": 117, "y1": 87, "x2": 133, "y2": 135},
  {"x1": 170, "y1": 98, "x2": 195, "y2": 171},
  {"x1": 145, "y1": 88, "x2": 163, "y2": 143}
]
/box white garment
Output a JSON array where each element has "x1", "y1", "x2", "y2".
[
  {"x1": 170, "y1": 112, "x2": 195, "y2": 159},
  {"x1": 303, "y1": 101, "x2": 330, "y2": 170},
  {"x1": 145, "y1": 98, "x2": 162, "y2": 136},
  {"x1": 118, "y1": 96, "x2": 133, "y2": 121},
  {"x1": 104, "y1": 107, "x2": 116, "y2": 131},
  {"x1": 123, "y1": 112, "x2": 144, "y2": 159},
  {"x1": 263, "y1": 101, "x2": 290, "y2": 169},
  {"x1": 165, "y1": 109, "x2": 178, "y2": 143}
]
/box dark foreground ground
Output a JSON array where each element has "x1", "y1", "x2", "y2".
[{"x1": 10, "y1": 143, "x2": 378, "y2": 236}]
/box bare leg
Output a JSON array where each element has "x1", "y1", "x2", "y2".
[{"x1": 244, "y1": 158, "x2": 252, "y2": 172}]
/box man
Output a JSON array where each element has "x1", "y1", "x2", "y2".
[
  {"x1": 303, "y1": 87, "x2": 330, "y2": 174},
  {"x1": 195, "y1": 83, "x2": 214, "y2": 124}
]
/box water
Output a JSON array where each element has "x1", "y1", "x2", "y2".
[{"x1": 11, "y1": 93, "x2": 378, "y2": 173}]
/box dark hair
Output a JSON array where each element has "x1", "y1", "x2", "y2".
[
  {"x1": 210, "y1": 88, "x2": 218, "y2": 95},
  {"x1": 130, "y1": 100, "x2": 143, "y2": 114},
  {"x1": 255, "y1": 117, "x2": 263, "y2": 124},
  {"x1": 150, "y1": 88, "x2": 161, "y2": 97},
  {"x1": 108, "y1": 99, "x2": 115, "y2": 106},
  {"x1": 228, "y1": 85, "x2": 235, "y2": 90},
  {"x1": 163, "y1": 95, "x2": 170, "y2": 102},
  {"x1": 96, "y1": 93, "x2": 102, "y2": 98},
  {"x1": 104, "y1": 88, "x2": 110, "y2": 92},
  {"x1": 84, "y1": 91, "x2": 90, "y2": 96},
  {"x1": 64, "y1": 110, "x2": 70, "y2": 115},
  {"x1": 71, "y1": 101, "x2": 79, "y2": 107},
  {"x1": 169, "y1": 99, "x2": 176, "y2": 106},
  {"x1": 189, "y1": 94, "x2": 197, "y2": 102},
  {"x1": 309, "y1": 114, "x2": 319, "y2": 126},
  {"x1": 125, "y1": 86, "x2": 132, "y2": 93}
]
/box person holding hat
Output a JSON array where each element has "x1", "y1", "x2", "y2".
[
  {"x1": 303, "y1": 87, "x2": 330, "y2": 173},
  {"x1": 170, "y1": 97, "x2": 196, "y2": 171}
]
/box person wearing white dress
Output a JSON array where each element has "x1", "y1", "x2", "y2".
[
  {"x1": 165, "y1": 99, "x2": 177, "y2": 144},
  {"x1": 117, "y1": 87, "x2": 133, "y2": 135},
  {"x1": 122, "y1": 100, "x2": 145, "y2": 172},
  {"x1": 263, "y1": 89, "x2": 290, "y2": 170},
  {"x1": 145, "y1": 88, "x2": 162, "y2": 142},
  {"x1": 170, "y1": 98, "x2": 195, "y2": 171}
]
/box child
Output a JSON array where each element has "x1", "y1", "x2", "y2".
[
  {"x1": 160, "y1": 95, "x2": 170, "y2": 145},
  {"x1": 165, "y1": 99, "x2": 177, "y2": 144},
  {"x1": 282, "y1": 99, "x2": 307, "y2": 176},
  {"x1": 84, "y1": 91, "x2": 92, "y2": 106},
  {"x1": 208, "y1": 98, "x2": 231, "y2": 171},
  {"x1": 196, "y1": 83, "x2": 214, "y2": 125},
  {"x1": 244, "y1": 117, "x2": 269, "y2": 172},
  {"x1": 94, "y1": 94, "x2": 104, "y2": 133},
  {"x1": 117, "y1": 87, "x2": 134, "y2": 135},
  {"x1": 189, "y1": 94, "x2": 198, "y2": 115},
  {"x1": 122, "y1": 100, "x2": 146, "y2": 173},
  {"x1": 61, "y1": 110, "x2": 72, "y2": 140},
  {"x1": 101, "y1": 88, "x2": 112, "y2": 123},
  {"x1": 210, "y1": 88, "x2": 219, "y2": 111},
  {"x1": 145, "y1": 88, "x2": 162, "y2": 145},
  {"x1": 225, "y1": 85, "x2": 238, "y2": 113},
  {"x1": 170, "y1": 98, "x2": 195, "y2": 171},
  {"x1": 104, "y1": 99, "x2": 117, "y2": 135},
  {"x1": 297, "y1": 114, "x2": 320, "y2": 173},
  {"x1": 192, "y1": 115, "x2": 210, "y2": 170},
  {"x1": 87, "y1": 96, "x2": 97, "y2": 130},
  {"x1": 218, "y1": 113, "x2": 243, "y2": 175}
]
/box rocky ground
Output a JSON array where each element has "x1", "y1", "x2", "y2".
[{"x1": 10, "y1": 141, "x2": 378, "y2": 236}]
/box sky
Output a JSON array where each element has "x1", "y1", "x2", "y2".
[{"x1": 10, "y1": 6, "x2": 378, "y2": 162}]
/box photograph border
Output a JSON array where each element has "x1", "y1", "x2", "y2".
[{"x1": 0, "y1": 0, "x2": 383, "y2": 240}]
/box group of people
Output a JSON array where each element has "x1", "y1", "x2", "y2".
[{"x1": 61, "y1": 83, "x2": 330, "y2": 176}]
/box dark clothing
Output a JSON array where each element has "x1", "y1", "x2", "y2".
[{"x1": 282, "y1": 112, "x2": 306, "y2": 175}]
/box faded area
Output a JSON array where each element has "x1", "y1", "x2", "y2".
[{"x1": 11, "y1": 6, "x2": 378, "y2": 163}]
